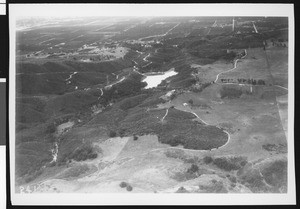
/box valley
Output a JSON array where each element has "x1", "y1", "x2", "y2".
[{"x1": 15, "y1": 16, "x2": 289, "y2": 194}]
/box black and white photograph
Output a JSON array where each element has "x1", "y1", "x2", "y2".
[{"x1": 9, "y1": 3, "x2": 295, "y2": 205}]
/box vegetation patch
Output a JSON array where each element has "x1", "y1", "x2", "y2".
[
  {"x1": 175, "y1": 186, "x2": 190, "y2": 193},
  {"x1": 220, "y1": 86, "x2": 243, "y2": 99},
  {"x1": 58, "y1": 142, "x2": 99, "y2": 164},
  {"x1": 261, "y1": 159, "x2": 287, "y2": 192},
  {"x1": 262, "y1": 143, "x2": 287, "y2": 154},
  {"x1": 212, "y1": 156, "x2": 248, "y2": 171},
  {"x1": 119, "y1": 107, "x2": 228, "y2": 150},
  {"x1": 198, "y1": 180, "x2": 228, "y2": 193}
]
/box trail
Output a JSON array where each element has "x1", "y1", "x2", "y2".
[
  {"x1": 39, "y1": 38, "x2": 55, "y2": 45},
  {"x1": 138, "y1": 22, "x2": 180, "y2": 41},
  {"x1": 174, "y1": 106, "x2": 208, "y2": 125},
  {"x1": 124, "y1": 24, "x2": 138, "y2": 32},
  {"x1": 142, "y1": 53, "x2": 152, "y2": 67},
  {"x1": 143, "y1": 53, "x2": 151, "y2": 62},
  {"x1": 133, "y1": 66, "x2": 144, "y2": 75},
  {"x1": 16, "y1": 71, "x2": 101, "y2": 76},
  {"x1": 274, "y1": 85, "x2": 288, "y2": 91},
  {"x1": 65, "y1": 71, "x2": 77, "y2": 82},
  {"x1": 164, "y1": 22, "x2": 180, "y2": 35},
  {"x1": 252, "y1": 22, "x2": 258, "y2": 33},
  {"x1": 212, "y1": 20, "x2": 217, "y2": 27},
  {"x1": 97, "y1": 88, "x2": 103, "y2": 100},
  {"x1": 214, "y1": 49, "x2": 247, "y2": 83},
  {"x1": 249, "y1": 161, "x2": 273, "y2": 188},
  {"x1": 207, "y1": 28, "x2": 211, "y2": 35},
  {"x1": 173, "y1": 106, "x2": 230, "y2": 150},
  {"x1": 135, "y1": 50, "x2": 143, "y2": 55},
  {"x1": 104, "y1": 77, "x2": 125, "y2": 89},
  {"x1": 161, "y1": 108, "x2": 169, "y2": 122}
]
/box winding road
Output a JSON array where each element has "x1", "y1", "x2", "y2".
[
  {"x1": 173, "y1": 106, "x2": 231, "y2": 150},
  {"x1": 214, "y1": 49, "x2": 247, "y2": 83}
]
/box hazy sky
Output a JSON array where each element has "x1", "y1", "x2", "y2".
[{"x1": 10, "y1": 4, "x2": 292, "y2": 18}]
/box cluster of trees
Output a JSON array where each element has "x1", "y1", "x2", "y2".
[
  {"x1": 187, "y1": 164, "x2": 199, "y2": 174},
  {"x1": 203, "y1": 156, "x2": 213, "y2": 164},
  {"x1": 190, "y1": 49, "x2": 236, "y2": 63},
  {"x1": 108, "y1": 130, "x2": 117, "y2": 137},
  {"x1": 203, "y1": 155, "x2": 247, "y2": 172},
  {"x1": 175, "y1": 186, "x2": 190, "y2": 193},
  {"x1": 220, "y1": 78, "x2": 266, "y2": 85},
  {"x1": 108, "y1": 128, "x2": 129, "y2": 138},
  {"x1": 119, "y1": 182, "x2": 133, "y2": 191},
  {"x1": 271, "y1": 39, "x2": 287, "y2": 47},
  {"x1": 99, "y1": 73, "x2": 147, "y2": 107},
  {"x1": 157, "y1": 121, "x2": 227, "y2": 150},
  {"x1": 213, "y1": 156, "x2": 248, "y2": 171}
]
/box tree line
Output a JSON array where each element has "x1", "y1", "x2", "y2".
[{"x1": 220, "y1": 78, "x2": 266, "y2": 85}]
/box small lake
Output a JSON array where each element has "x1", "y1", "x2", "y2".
[{"x1": 142, "y1": 68, "x2": 178, "y2": 89}]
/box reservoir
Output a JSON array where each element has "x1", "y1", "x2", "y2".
[{"x1": 142, "y1": 68, "x2": 178, "y2": 89}]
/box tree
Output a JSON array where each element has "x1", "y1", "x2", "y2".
[
  {"x1": 119, "y1": 129, "x2": 126, "y2": 137},
  {"x1": 119, "y1": 182, "x2": 127, "y2": 188},
  {"x1": 203, "y1": 156, "x2": 213, "y2": 164},
  {"x1": 126, "y1": 185, "x2": 133, "y2": 191},
  {"x1": 133, "y1": 135, "x2": 138, "y2": 141},
  {"x1": 108, "y1": 130, "x2": 117, "y2": 137},
  {"x1": 187, "y1": 164, "x2": 199, "y2": 173},
  {"x1": 188, "y1": 99, "x2": 194, "y2": 105}
]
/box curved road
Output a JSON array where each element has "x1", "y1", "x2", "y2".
[
  {"x1": 214, "y1": 49, "x2": 247, "y2": 83},
  {"x1": 173, "y1": 106, "x2": 231, "y2": 150}
]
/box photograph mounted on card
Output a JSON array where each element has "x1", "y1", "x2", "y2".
[{"x1": 8, "y1": 3, "x2": 295, "y2": 206}]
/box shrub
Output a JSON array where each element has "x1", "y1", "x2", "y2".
[
  {"x1": 187, "y1": 164, "x2": 199, "y2": 174},
  {"x1": 126, "y1": 185, "x2": 133, "y2": 191},
  {"x1": 170, "y1": 94, "x2": 176, "y2": 100},
  {"x1": 119, "y1": 129, "x2": 126, "y2": 137},
  {"x1": 46, "y1": 123, "x2": 56, "y2": 134},
  {"x1": 176, "y1": 186, "x2": 190, "y2": 193},
  {"x1": 203, "y1": 156, "x2": 213, "y2": 164},
  {"x1": 108, "y1": 130, "x2": 117, "y2": 137},
  {"x1": 213, "y1": 156, "x2": 247, "y2": 171},
  {"x1": 119, "y1": 182, "x2": 127, "y2": 188},
  {"x1": 133, "y1": 135, "x2": 138, "y2": 141}
]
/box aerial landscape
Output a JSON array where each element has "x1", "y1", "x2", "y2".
[{"x1": 14, "y1": 16, "x2": 288, "y2": 194}]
